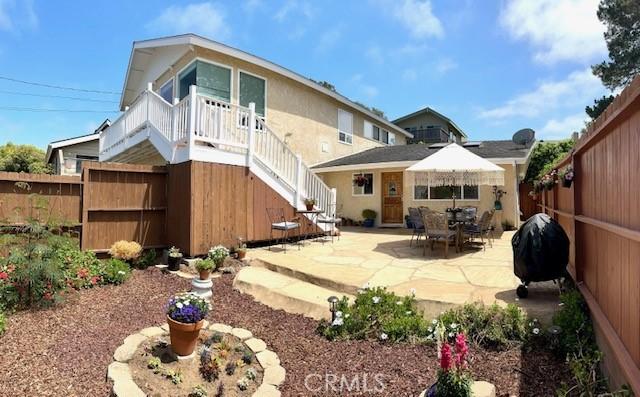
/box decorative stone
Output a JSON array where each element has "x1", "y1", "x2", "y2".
[
  {"x1": 201, "y1": 320, "x2": 210, "y2": 329},
  {"x1": 191, "y1": 277, "x2": 213, "y2": 300},
  {"x1": 471, "y1": 381, "x2": 496, "y2": 397},
  {"x1": 139, "y1": 326, "x2": 165, "y2": 338},
  {"x1": 210, "y1": 323, "x2": 232, "y2": 333},
  {"x1": 256, "y1": 350, "x2": 280, "y2": 368},
  {"x1": 221, "y1": 266, "x2": 236, "y2": 274},
  {"x1": 245, "y1": 337, "x2": 267, "y2": 353},
  {"x1": 112, "y1": 378, "x2": 146, "y2": 397},
  {"x1": 183, "y1": 258, "x2": 200, "y2": 270},
  {"x1": 107, "y1": 361, "x2": 132, "y2": 383},
  {"x1": 160, "y1": 323, "x2": 169, "y2": 332},
  {"x1": 263, "y1": 365, "x2": 286, "y2": 386},
  {"x1": 252, "y1": 383, "x2": 281, "y2": 397},
  {"x1": 113, "y1": 333, "x2": 147, "y2": 363},
  {"x1": 232, "y1": 327, "x2": 253, "y2": 340}
]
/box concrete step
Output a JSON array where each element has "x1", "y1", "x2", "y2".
[{"x1": 233, "y1": 266, "x2": 353, "y2": 321}]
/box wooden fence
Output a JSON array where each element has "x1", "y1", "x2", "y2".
[{"x1": 536, "y1": 75, "x2": 640, "y2": 393}]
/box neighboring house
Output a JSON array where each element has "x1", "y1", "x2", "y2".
[
  {"x1": 393, "y1": 107, "x2": 467, "y2": 144},
  {"x1": 45, "y1": 119, "x2": 110, "y2": 175},
  {"x1": 313, "y1": 139, "x2": 536, "y2": 229}
]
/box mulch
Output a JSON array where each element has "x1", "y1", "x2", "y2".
[{"x1": 0, "y1": 266, "x2": 571, "y2": 396}]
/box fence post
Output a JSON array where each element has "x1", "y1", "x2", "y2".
[
  {"x1": 294, "y1": 154, "x2": 303, "y2": 208},
  {"x1": 172, "y1": 97, "x2": 179, "y2": 142},
  {"x1": 330, "y1": 187, "x2": 337, "y2": 217},
  {"x1": 246, "y1": 102, "x2": 256, "y2": 168},
  {"x1": 188, "y1": 85, "x2": 197, "y2": 159}
]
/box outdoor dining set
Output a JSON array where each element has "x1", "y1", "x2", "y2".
[{"x1": 265, "y1": 206, "x2": 341, "y2": 253}]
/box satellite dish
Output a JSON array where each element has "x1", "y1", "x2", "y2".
[{"x1": 512, "y1": 128, "x2": 535, "y2": 146}]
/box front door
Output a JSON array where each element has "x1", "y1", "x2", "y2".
[{"x1": 381, "y1": 172, "x2": 403, "y2": 224}]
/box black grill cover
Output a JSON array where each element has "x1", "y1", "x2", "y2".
[{"x1": 511, "y1": 213, "x2": 569, "y2": 282}]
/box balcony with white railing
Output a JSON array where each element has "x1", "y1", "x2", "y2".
[{"x1": 100, "y1": 83, "x2": 336, "y2": 216}]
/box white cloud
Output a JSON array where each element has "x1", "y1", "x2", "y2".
[
  {"x1": 365, "y1": 45, "x2": 384, "y2": 64},
  {"x1": 146, "y1": 3, "x2": 229, "y2": 40},
  {"x1": 479, "y1": 68, "x2": 605, "y2": 120},
  {"x1": 273, "y1": 0, "x2": 314, "y2": 22},
  {"x1": 0, "y1": 0, "x2": 37, "y2": 33},
  {"x1": 435, "y1": 58, "x2": 457, "y2": 74},
  {"x1": 243, "y1": 0, "x2": 262, "y2": 13},
  {"x1": 391, "y1": 0, "x2": 444, "y2": 39},
  {"x1": 394, "y1": 43, "x2": 429, "y2": 56},
  {"x1": 361, "y1": 85, "x2": 379, "y2": 98},
  {"x1": 539, "y1": 113, "x2": 587, "y2": 139},
  {"x1": 350, "y1": 74, "x2": 378, "y2": 99},
  {"x1": 499, "y1": 0, "x2": 606, "y2": 64},
  {"x1": 314, "y1": 26, "x2": 342, "y2": 54}
]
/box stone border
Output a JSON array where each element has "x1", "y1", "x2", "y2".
[{"x1": 108, "y1": 321, "x2": 285, "y2": 397}]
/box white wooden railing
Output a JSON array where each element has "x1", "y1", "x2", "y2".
[{"x1": 100, "y1": 84, "x2": 336, "y2": 216}]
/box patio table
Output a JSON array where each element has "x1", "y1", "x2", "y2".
[{"x1": 295, "y1": 209, "x2": 324, "y2": 244}]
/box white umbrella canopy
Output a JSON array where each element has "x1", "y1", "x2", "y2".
[{"x1": 406, "y1": 143, "x2": 505, "y2": 187}]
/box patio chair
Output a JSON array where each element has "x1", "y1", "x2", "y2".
[
  {"x1": 421, "y1": 211, "x2": 457, "y2": 258},
  {"x1": 408, "y1": 207, "x2": 425, "y2": 247},
  {"x1": 266, "y1": 208, "x2": 301, "y2": 253},
  {"x1": 317, "y1": 203, "x2": 341, "y2": 244},
  {"x1": 463, "y1": 209, "x2": 494, "y2": 250},
  {"x1": 460, "y1": 206, "x2": 477, "y2": 222}
]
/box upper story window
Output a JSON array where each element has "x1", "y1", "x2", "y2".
[
  {"x1": 159, "y1": 78, "x2": 174, "y2": 103},
  {"x1": 364, "y1": 121, "x2": 396, "y2": 145},
  {"x1": 338, "y1": 109, "x2": 353, "y2": 144},
  {"x1": 239, "y1": 71, "x2": 266, "y2": 117},
  {"x1": 178, "y1": 60, "x2": 231, "y2": 102}
]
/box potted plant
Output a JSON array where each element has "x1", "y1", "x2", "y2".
[
  {"x1": 541, "y1": 173, "x2": 555, "y2": 191},
  {"x1": 167, "y1": 246, "x2": 183, "y2": 271},
  {"x1": 559, "y1": 165, "x2": 574, "y2": 188},
  {"x1": 236, "y1": 237, "x2": 247, "y2": 260},
  {"x1": 492, "y1": 186, "x2": 506, "y2": 211},
  {"x1": 427, "y1": 333, "x2": 472, "y2": 397},
  {"x1": 353, "y1": 174, "x2": 368, "y2": 187},
  {"x1": 195, "y1": 258, "x2": 214, "y2": 280},
  {"x1": 304, "y1": 197, "x2": 316, "y2": 211},
  {"x1": 362, "y1": 209, "x2": 376, "y2": 228},
  {"x1": 166, "y1": 293, "x2": 209, "y2": 356},
  {"x1": 207, "y1": 245, "x2": 229, "y2": 271}
]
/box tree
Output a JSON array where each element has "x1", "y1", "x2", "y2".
[
  {"x1": 525, "y1": 140, "x2": 575, "y2": 182},
  {"x1": 310, "y1": 79, "x2": 337, "y2": 92},
  {"x1": 354, "y1": 101, "x2": 387, "y2": 120},
  {"x1": 585, "y1": 95, "x2": 615, "y2": 120},
  {"x1": 591, "y1": 0, "x2": 640, "y2": 90},
  {"x1": 0, "y1": 143, "x2": 51, "y2": 174}
]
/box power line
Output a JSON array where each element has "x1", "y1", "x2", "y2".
[
  {"x1": 0, "y1": 89, "x2": 119, "y2": 103},
  {"x1": 0, "y1": 106, "x2": 119, "y2": 113},
  {"x1": 0, "y1": 76, "x2": 121, "y2": 95}
]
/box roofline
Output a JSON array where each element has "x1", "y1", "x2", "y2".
[
  {"x1": 313, "y1": 156, "x2": 530, "y2": 173},
  {"x1": 45, "y1": 133, "x2": 99, "y2": 163},
  {"x1": 121, "y1": 34, "x2": 412, "y2": 138},
  {"x1": 392, "y1": 106, "x2": 468, "y2": 138}
]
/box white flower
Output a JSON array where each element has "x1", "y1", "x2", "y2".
[
  {"x1": 409, "y1": 288, "x2": 416, "y2": 296},
  {"x1": 450, "y1": 323, "x2": 458, "y2": 329},
  {"x1": 335, "y1": 311, "x2": 343, "y2": 318},
  {"x1": 426, "y1": 335, "x2": 433, "y2": 340},
  {"x1": 427, "y1": 327, "x2": 432, "y2": 333},
  {"x1": 372, "y1": 296, "x2": 381, "y2": 304},
  {"x1": 432, "y1": 319, "x2": 438, "y2": 325},
  {"x1": 448, "y1": 332, "x2": 454, "y2": 338},
  {"x1": 117, "y1": 270, "x2": 125, "y2": 275},
  {"x1": 176, "y1": 302, "x2": 183, "y2": 309},
  {"x1": 405, "y1": 311, "x2": 412, "y2": 315},
  {"x1": 380, "y1": 333, "x2": 388, "y2": 340},
  {"x1": 396, "y1": 301, "x2": 402, "y2": 305},
  {"x1": 345, "y1": 313, "x2": 350, "y2": 319},
  {"x1": 184, "y1": 300, "x2": 190, "y2": 306},
  {"x1": 332, "y1": 318, "x2": 344, "y2": 326},
  {"x1": 532, "y1": 328, "x2": 540, "y2": 335},
  {"x1": 362, "y1": 282, "x2": 370, "y2": 290}
]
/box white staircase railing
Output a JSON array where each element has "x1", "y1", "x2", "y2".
[{"x1": 101, "y1": 84, "x2": 336, "y2": 216}]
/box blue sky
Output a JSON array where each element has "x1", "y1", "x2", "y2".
[{"x1": 0, "y1": 0, "x2": 610, "y2": 149}]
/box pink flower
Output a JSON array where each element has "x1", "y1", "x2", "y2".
[
  {"x1": 440, "y1": 343, "x2": 452, "y2": 372},
  {"x1": 455, "y1": 333, "x2": 469, "y2": 368},
  {"x1": 0, "y1": 272, "x2": 8, "y2": 280}
]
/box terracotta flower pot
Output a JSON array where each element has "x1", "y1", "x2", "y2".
[
  {"x1": 237, "y1": 250, "x2": 246, "y2": 260},
  {"x1": 167, "y1": 316, "x2": 204, "y2": 356},
  {"x1": 306, "y1": 204, "x2": 314, "y2": 211},
  {"x1": 199, "y1": 270, "x2": 210, "y2": 280}
]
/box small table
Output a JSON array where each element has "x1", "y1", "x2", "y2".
[{"x1": 295, "y1": 209, "x2": 324, "y2": 244}]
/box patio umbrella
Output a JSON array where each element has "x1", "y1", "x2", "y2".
[{"x1": 406, "y1": 143, "x2": 505, "y2": 208}]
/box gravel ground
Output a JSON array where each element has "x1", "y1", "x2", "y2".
[{"x1": 0, "y1": 267, "x2": 570, "y2": 396}]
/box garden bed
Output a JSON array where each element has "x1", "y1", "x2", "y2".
[{"x1": 0, "y1": 267, "x2": 571, "y2": 396}]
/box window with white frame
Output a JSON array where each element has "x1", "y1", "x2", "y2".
[
  {"x1": 178, "y1": 60, "x2": 231, "y2": 102},
  {"x1": 381, "y1": 129, "x2": 389, "y2": 144},
  {"x1": 338, "y1": 109, "x2": 353, "y2": 144},
  {"x1": 239, "y1": 71, "x2": 266, "y2": 117},
  {"x1": 414, "y1": 184, "x2": 479, "y2": 200},
  {"x1": 159, "y1": 78, "x2": 174, "y2": 103},
  {"x1": 353, "y1": 173, "x2": 373, "y2": 195},
  {"x1": 363, "y1": 121, "x2": 395, "y2": 145}
]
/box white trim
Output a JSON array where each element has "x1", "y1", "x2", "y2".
[
  {"x1": 363, "y1": 120, "x2": 394, "y2": 146},
  {"x1": 176, "y1": 57, "x2": 233, "y2": 103},
  {"x1": 237, "y1": 68, "x2": 267, "y2": 119},
  {"x1": 412, "y1": 182, "x2": 481, "y2": 201},
  {"x1": 351, "y1": 172, "x2": 374, "y2": 197},
  {"x1": 123, "y1": 34, "x2": 412, "y2": 138},
  {"x1": 313, "y1": 156, "x2": 533, "y2": 173},
  {"x1": 338, "y1": 108, "x2": 353, "y2": 145},
  {"x1": 45, "y1": 134, "x2": 99, "y2": 163}
]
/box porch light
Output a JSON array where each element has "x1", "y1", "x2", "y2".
[
  {"x1": 327, "y1": 296, "x2": 339, "y2": 321},
  {"x1": 548, "y1": 325, "x2": 562, "y2": 348}
]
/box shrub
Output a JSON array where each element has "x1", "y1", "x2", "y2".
[
  {"x1": 108, "y1": 240, "x2": 142, "y2": 261},
  {"x1": 168, "y1": 246, "x2": 183, "y2": 258},
  {"x1": 552, "y1": 289, "x2": 593, "y2": 357},
  {"x1": 362, "y1": 209, "x2": 377, "y2": 220},
  {"x1": 195, "y1": 258, "x2": 215, "y2": 272},
  {"x1": 0, "y1": 310, "x2": 6, "y2": 336},
  {"x1": 133, "y1": 249, "x2": 156, "y2": 269},
  {"x1": 207, "y1": 246, "x2": 229, "y2": 269},
  {"x1": 103, "y1": 259, "x2": 131, "y2": 285},
  {"x1": 434, "y1": 334, "x2": 472, "y2": 397}
]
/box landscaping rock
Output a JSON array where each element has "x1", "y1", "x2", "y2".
[
  {"x1": 210, "y1": 323, "x2": 232, "y2": 333},
  {"x1": 139, "y1": 326, "x2": 165, "y2": 338},
  {"x1": 112, "y1": 378, "x2": 146, "y2": 397},
  {"x1": 221, "y1": 266, "x2": 236, "y2": 274},
  {"x1": 252, "y1": 383, "x2": 281, "y2": 397},
  {"x1": 256, "y1": 350, "x2": 280, "y2": 368},
  {"x1": 471, "y1": 381, "x2": 496, "y2": 397},
  {"x1": 245, "y1": 337, "x2": 267, "y2": 353},
  {"x1": 107, "y1": 361, "x2": 132, "y2": 383},
  {"x1": 113, "y1": 333, "x2": 147, "y2": 363},
  {"x1": 160, "y1": 323, "x2": 169, "y2": 332},
  {"x1": 232, "y1": 327, "x2": 253, "y2": 340},
  {"x1": 263, "y1": 365, "x2": 286, "y2": 386}
]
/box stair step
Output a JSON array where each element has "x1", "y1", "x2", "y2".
[{"x1": 233, "y1": 267, "x2": 353, "y2": 321}]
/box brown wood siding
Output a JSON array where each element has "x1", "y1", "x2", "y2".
[
  {"x1": 518, "y1": 182, "x2": 537, "y2": 220},
  {"x1": 534, "y1": 75, "x2": 640, "y2": 393},
  {"x1": 166, "y1": 161, "x2": 192, "y2": 254}
]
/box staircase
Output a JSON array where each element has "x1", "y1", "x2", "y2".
[{"x1": 100, "y1": 84, "x2": 336, "y2": 227}]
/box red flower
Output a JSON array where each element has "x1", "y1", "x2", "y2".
[
  {"x1": 77, "y1": 268, "x2": 90, "y2": 278},
  {"x1": 90, "y1": 276, "x2": 100, "y2": 285},
  {"x1": 43, "y1": 292, "x2": 53, "y2": 301},
  {"x1": 440, "y1": 343, "x2": 452, "y2": 372},
  {"x1": 455, "y1": 333, "x2": 469, "y2": 368},
  {"x1": 0, "y1": 272, "x2": 8, "y2": 280}
]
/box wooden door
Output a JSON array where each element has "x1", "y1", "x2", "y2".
[{"x1": 381, "y1": 172, "x2": 403, "y2": 223}]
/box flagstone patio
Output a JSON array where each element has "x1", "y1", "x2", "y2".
[{"x1": 245, "y1": 227, "x2": 560, "y2": 322}]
